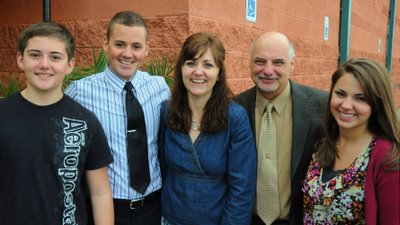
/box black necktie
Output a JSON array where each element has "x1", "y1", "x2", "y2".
[{"x1": 124, "y1": 82, "x2": 150, "y2": 194}]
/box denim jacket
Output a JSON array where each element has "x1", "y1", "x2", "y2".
[{"x1": 159, "y1": 101, "x2": 256, "y2": 225}]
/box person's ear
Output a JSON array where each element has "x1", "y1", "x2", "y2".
[
  {"x1": 66, "y1": 57, "x2": 75, "y2": 75},
  {"x1": 144, "y1": 41, "x2": 149, "y2": 57},
  {"x1": 16, "y1": 51, "x2": 24, "y2": 70},
  {"x1": 290, "y1": 60, "x2": 294, "y2": 72},
  {"x1": 103, "y1": 40, "x2": 109, "y2": 56}
]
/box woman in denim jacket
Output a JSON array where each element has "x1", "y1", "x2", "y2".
[{"x1": 159, "y1": 32, "x2": 256, "y2": 225}]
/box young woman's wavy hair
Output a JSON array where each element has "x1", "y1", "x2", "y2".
[
  {"x1": 317, "y1": 58, "x2": 399, "y2": 170},
  {"x1": 168, "y1": 32, "x2": 233, "y2": 133}
]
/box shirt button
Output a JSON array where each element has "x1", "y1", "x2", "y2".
[{"x1": 266, "y1": 154, "x2": 270, "y2": 159}]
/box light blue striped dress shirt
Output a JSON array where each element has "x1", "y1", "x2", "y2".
[{"x1": 65, "y1": 66, "x2": 170, "y2": 200}]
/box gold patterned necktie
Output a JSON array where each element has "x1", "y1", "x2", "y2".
[{"x1": 256, "y1": 103, "x2": 280, "y2": 224}]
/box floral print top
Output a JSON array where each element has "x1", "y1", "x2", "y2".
[{"x1": 302, "y1": 138, "x2": 376, "y2": 224}]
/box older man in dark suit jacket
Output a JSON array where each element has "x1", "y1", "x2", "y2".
[{"x1": 234, "y1": 32, "x2": 328, "y2": 225}]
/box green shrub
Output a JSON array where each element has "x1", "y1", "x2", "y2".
[
  {"x1": 0, "y1": 75, "x2": 23, "y2": 99},
  {"x1": 63, "y1": 49, "x2": 175, "y2": 89},
  {"x1": 63, "y1": 48, "x2": 107, "y2": 90},
  {"x1": 0, "y1": 49, "x2": 176, "y2": 99},
  {"x1": 144, "y1": 54, "x2": 176, "y2": 86}
]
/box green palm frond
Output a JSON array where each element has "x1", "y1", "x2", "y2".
[
  {"x1": 93, "y1": 48, "x2": 108, "y2": 73},
  {"x1": 0, "y1": 75, "x2": 23, "y2": 99},
  {"x1": 145, "y1": 54, "x2": 176, "y2": 86},
  {"x1": 63, "y1": 49, "x2": 107, "y2": 90}
]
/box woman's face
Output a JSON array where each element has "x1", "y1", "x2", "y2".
[
  {"x1": 330, "y1": 72, "x2": 372, "y2": 132},
  {"x1": 181, "y1": 48, "x2": 219, "y2": 100}
]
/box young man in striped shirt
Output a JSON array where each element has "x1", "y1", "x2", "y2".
[{"x1": 65, "y1": 11, "x2": 170, "y2": 225}]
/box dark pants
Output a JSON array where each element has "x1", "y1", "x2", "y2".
[
  {"x1": 114, "y1": 191, "x2": 161, "y2": 225},
  {"x1": 251, "y1": 215, "x2": 289, "y2": 225}
]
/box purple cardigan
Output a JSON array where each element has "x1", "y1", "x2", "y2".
[{"x1": 365, "y1": 137, "x2": 399, "y2": 225}]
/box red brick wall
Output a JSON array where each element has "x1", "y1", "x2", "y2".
[{"x1": 0, "y1": 0, "x2": 399, "y2": 107}]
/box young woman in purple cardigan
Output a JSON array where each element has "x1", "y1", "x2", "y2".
[{"x1": 302, "y1": 58, "x2": 399, "y2": 225}]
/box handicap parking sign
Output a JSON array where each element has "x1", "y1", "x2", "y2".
[{"x1": 246, "y1": 0, "x2": 256, "y2": 22}]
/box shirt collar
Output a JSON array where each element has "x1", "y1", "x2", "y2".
[
  {"x1": 104, "y1": 66, "x2": 143, "y2": 93},
  {"x1": 256, "y1": 81, "x2": 291, "y2": 115}
]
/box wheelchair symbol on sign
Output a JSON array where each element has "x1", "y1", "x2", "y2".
[{"x1": 248, "y1": 5, "x2": 254, "y2": 17}]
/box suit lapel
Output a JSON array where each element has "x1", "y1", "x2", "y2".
[
  {"x1": 237, "y1": 87, "x2": 257, "y2": 136},
  {"x1": 290, "y1": 82, "x2": 311, "y2": 177}
]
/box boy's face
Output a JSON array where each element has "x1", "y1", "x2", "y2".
[
  {"x1": 17, "y1": 36, "x2": 74, "y2": 93},
  {"x1": 103, "y1": 24, "x2": 149, "y2": 80}
]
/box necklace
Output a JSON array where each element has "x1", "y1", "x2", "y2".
[{"x1": 191, "y1": 121, "x2": 201, "y2": 131}]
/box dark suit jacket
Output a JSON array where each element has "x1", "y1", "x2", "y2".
[{"x1": 234, "y1": 80, "x2": 328, "y2": 225}]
